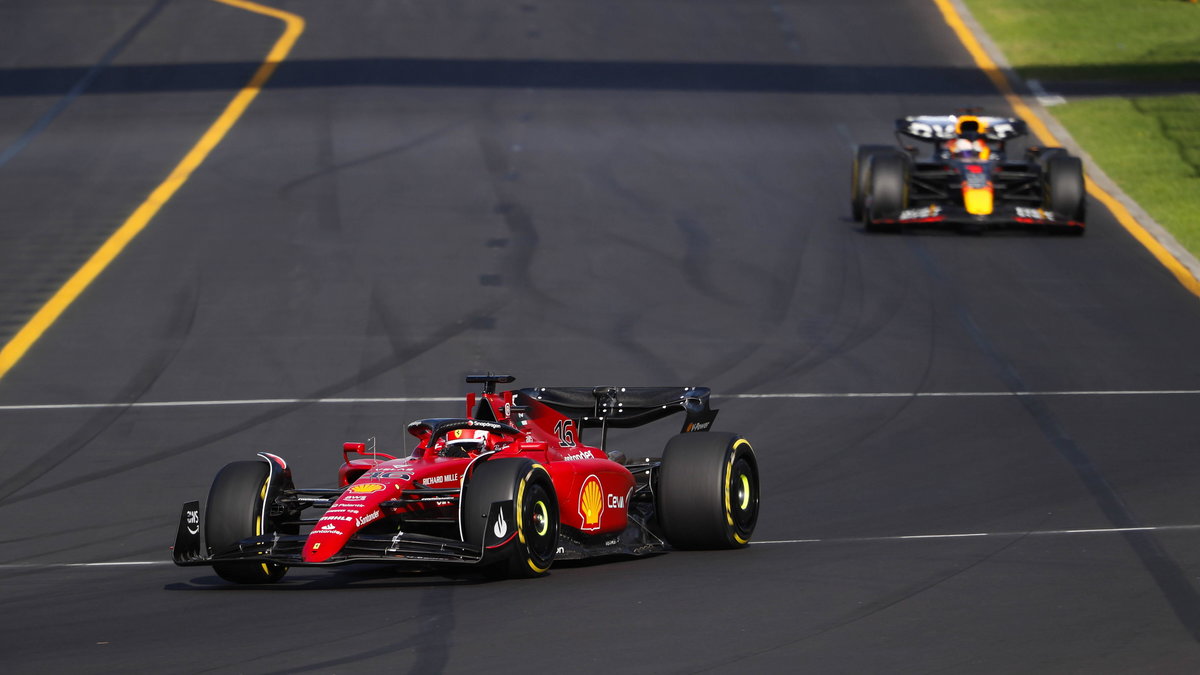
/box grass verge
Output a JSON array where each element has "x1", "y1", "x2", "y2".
[
  {"x1": 1055, "y1": 95, "x2": 1200, "y2": 252},
  {"x1": 961, "y1": 0, "x2": 1200, "y2": 254}
]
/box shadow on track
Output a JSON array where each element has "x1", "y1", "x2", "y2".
[{"x1": 1, "y1": 59, "x2": 1000, "y2": 97}]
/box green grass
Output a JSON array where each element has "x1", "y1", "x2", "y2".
[
  {"x1": 1053, "y1": 95, "x2": 1200, "y2": 252},
  {"x1": 963, "y1": 0, "x2": 1200, "y2": 80},
  {"x1": 962, "y1": 0, "x2": 1200, "y2": 254}
]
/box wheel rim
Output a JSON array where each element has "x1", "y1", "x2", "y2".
[
  {"x1": 736, "y1": 473, "x2": 751, "y2": 510},
  {"x1": 531, "y1": 499, "x2": 550, "y2": 537},
  {"x1": 520, "y1": 481, "x2": 558, "y2": 565},
  {"x1": 726, "y1": 455, "x2": 758, "y2": 539}
]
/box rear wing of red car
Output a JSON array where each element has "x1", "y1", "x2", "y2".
[{"x1": 515, "y1": 386, "x2": 718, "y2": 434}]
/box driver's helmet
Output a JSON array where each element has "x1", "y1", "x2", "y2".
[
  {"x1": 440, "y1": 428, "x2": 492, "y2": 457},
  {"x1": 949, "y1": 116, "x2": 990, "y2": 159},
  {"x1": 956, "y1": 116, "x2": 985, "y2": 141}
]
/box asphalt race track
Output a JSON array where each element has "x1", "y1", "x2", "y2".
[{"x1": 3, "y1": 1, "x2": 1200, "y2": 672}]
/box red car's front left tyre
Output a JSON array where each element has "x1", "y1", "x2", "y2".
[
  {"x1": 205, "y1": 460, "x2": 289, "y2": 584},
  {"x1": 461, "y1": 458, "x2": 559, "y2": 578}
]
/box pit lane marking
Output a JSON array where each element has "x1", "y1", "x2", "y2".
[
  {"x1": 6, "y1": 524, "x2": 1200, "y2": 569},
  {"x1": 1026, "y1": 79, "x2": 1066, "y2": 107},
  {"x1": 2, "y1": 389, "x2": 1199, "y2": 412}
]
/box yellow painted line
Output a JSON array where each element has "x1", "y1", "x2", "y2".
[
  {"x1": 932, "y1": 0, "x2": 1200, "y2": 298},
  {"x1": 0, "y1": 1, "x2": 305, "y2": 382}
]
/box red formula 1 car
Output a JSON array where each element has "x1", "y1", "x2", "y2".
[
  {"x1": 851, "y1": 113, "x2": 1086, "y2": 234},
  {"x1": 173, "y1": 374, "x2": 760, "y2": 583}
]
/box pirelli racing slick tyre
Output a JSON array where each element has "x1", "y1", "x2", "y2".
[
  {"x1": 462, "y1": 458, "x2": 559, "y2": 578},
  {"x1": 1044, "y1": 154, "x2": 1086, "y2": 233},
  {"x1": 1031, "y1": 146, "x2": 1067, "y2": 167},
  {"x1": 851, "y1": 145, "x2": 895, "y2": 221},
  {"x1": 205, "y1": 460, "x2": 289, "y2": 584},
  {"x1": 863, "y1": 152, "x2": 910, "y2": 232},
  {"x1": 657, "y1": 432, "x2": 759, "y2": 549}
]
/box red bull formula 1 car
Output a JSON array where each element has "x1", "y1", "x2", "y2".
[
  {"x1": 851, "y1": 113, "x2": 1086, "y2": 234},
  {"x1": 172, "y1": 374, "x2": 760, "y2": 583}
]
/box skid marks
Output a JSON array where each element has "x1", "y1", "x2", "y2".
[
  {"x1": 0, "y1": 296, "x2": 488, "y2": 507},
  {"x1": 704, "y1": 221, "x2": 924, "y2": 397},
  {"x1": 0, "y1": 282, "x2": 199, "y2": 505}
]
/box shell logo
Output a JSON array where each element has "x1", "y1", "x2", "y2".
[
  {"x1": 578, "y1": 475, "x2": 603, "y2": 531},
  {"x1": 348, "y1": 483, "x2": 386, "y2": 493}
]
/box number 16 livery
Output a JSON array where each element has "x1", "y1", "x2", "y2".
[{"x1": 172, "y1": 374, "x2": 760, "y2": 583}]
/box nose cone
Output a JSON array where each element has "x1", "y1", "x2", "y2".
[
  {"x1": 303, "y1": 521, "x2": 353, "y2": 563},
  {"x1": 301, "y1": 481, "x2": 397, "y2": 563},
  {"x1": 963, "y1": 186, "x2": 994, "y2": 215}
]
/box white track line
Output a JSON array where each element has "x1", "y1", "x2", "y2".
[
  {"x1": 0, "y1": 397, "x2": 460, "y2": 411},
  {"x1": 0, "y1": 561, "x2": 172, "y2": 569},
  {"x1": 2, "y1": 390, "x2": 1199, "y2": 412},
  {"x1": 755, "y1": 524, "x2": 1200, "y2": 546},
  {"x1": 728, "y1": 390, "x2": 1200, "y2": 399},
  {"x1": 5, "y1": 525, "x2": 1199, "y2": 569}
]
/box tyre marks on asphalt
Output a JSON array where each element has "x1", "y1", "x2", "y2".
[
  {"x1": 0, "y1": 0, "x2": 172, "y2": 346},
  {"x1": 674, "y1": 215, "x2": 728, "y2": 304},
  {"x1": 0, "y1": 0, "x2": 172, "y2": 169},
  {"x1": 474, "y1": 94, "x2": 565, "y2": 315},
  {"x1": 0, "y1": 219, "x2": 172, "y2": 351},
  {"x1": 771, "y1": 530, "x2": 1038, "y2": 657},
  {"x1": 0, "y1": 281, "x2": 199, "y2": 505},
  {"x1": 0, "y1": 299, "x2": 485, "y2": 507},
  {"x1": 277, "y1": 118, "x2": 471, "y2": 203},
  {"x1": 0, "y1": 0, "x2": 305, "y2": 383},
  {"x1": 906, "y1": 235, "x2": 1200, "y2": 642}
]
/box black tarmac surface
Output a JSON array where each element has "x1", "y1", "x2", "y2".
[{"x1": 3, "y1": 1, "x2": 1200, "y2": 672}]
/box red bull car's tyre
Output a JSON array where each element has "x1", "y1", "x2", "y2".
[
  {"x1": 863, "y1": 152, "x2": 910, "y2": 232},
  {"x1": 1032, "y1": 146, "x2": 1067, "y2": 168},
  {"x1": 205, "y1": 461, "x2": 289, "y2": 584},
  {"x1": 852, "y1": 145, "x2": 895, "y2": 221},
  {"x1": 1045, "y1": 154, "x2": 1086, "y2": 233},
  {"x1": 462, "y1": 458, "x2": 559, "y2": 578},
  {"x1": 657, "y1": 432, "x2": 759, "y2": 549}
]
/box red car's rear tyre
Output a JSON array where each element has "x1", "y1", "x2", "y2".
[
  {"x1": 205, "y1": 461, "x2": 289, "y2": 584},
  {"x1": 657, "y1": 432, "x2": 759, "y2": 549}
]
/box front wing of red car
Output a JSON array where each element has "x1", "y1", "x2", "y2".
[{"x1": 173, "y1": 498, "x2": 498, "y2": 568}]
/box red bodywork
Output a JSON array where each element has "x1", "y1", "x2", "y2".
[{"x1": 302, "y1": 389, "x2": 634, "y2": 563}]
